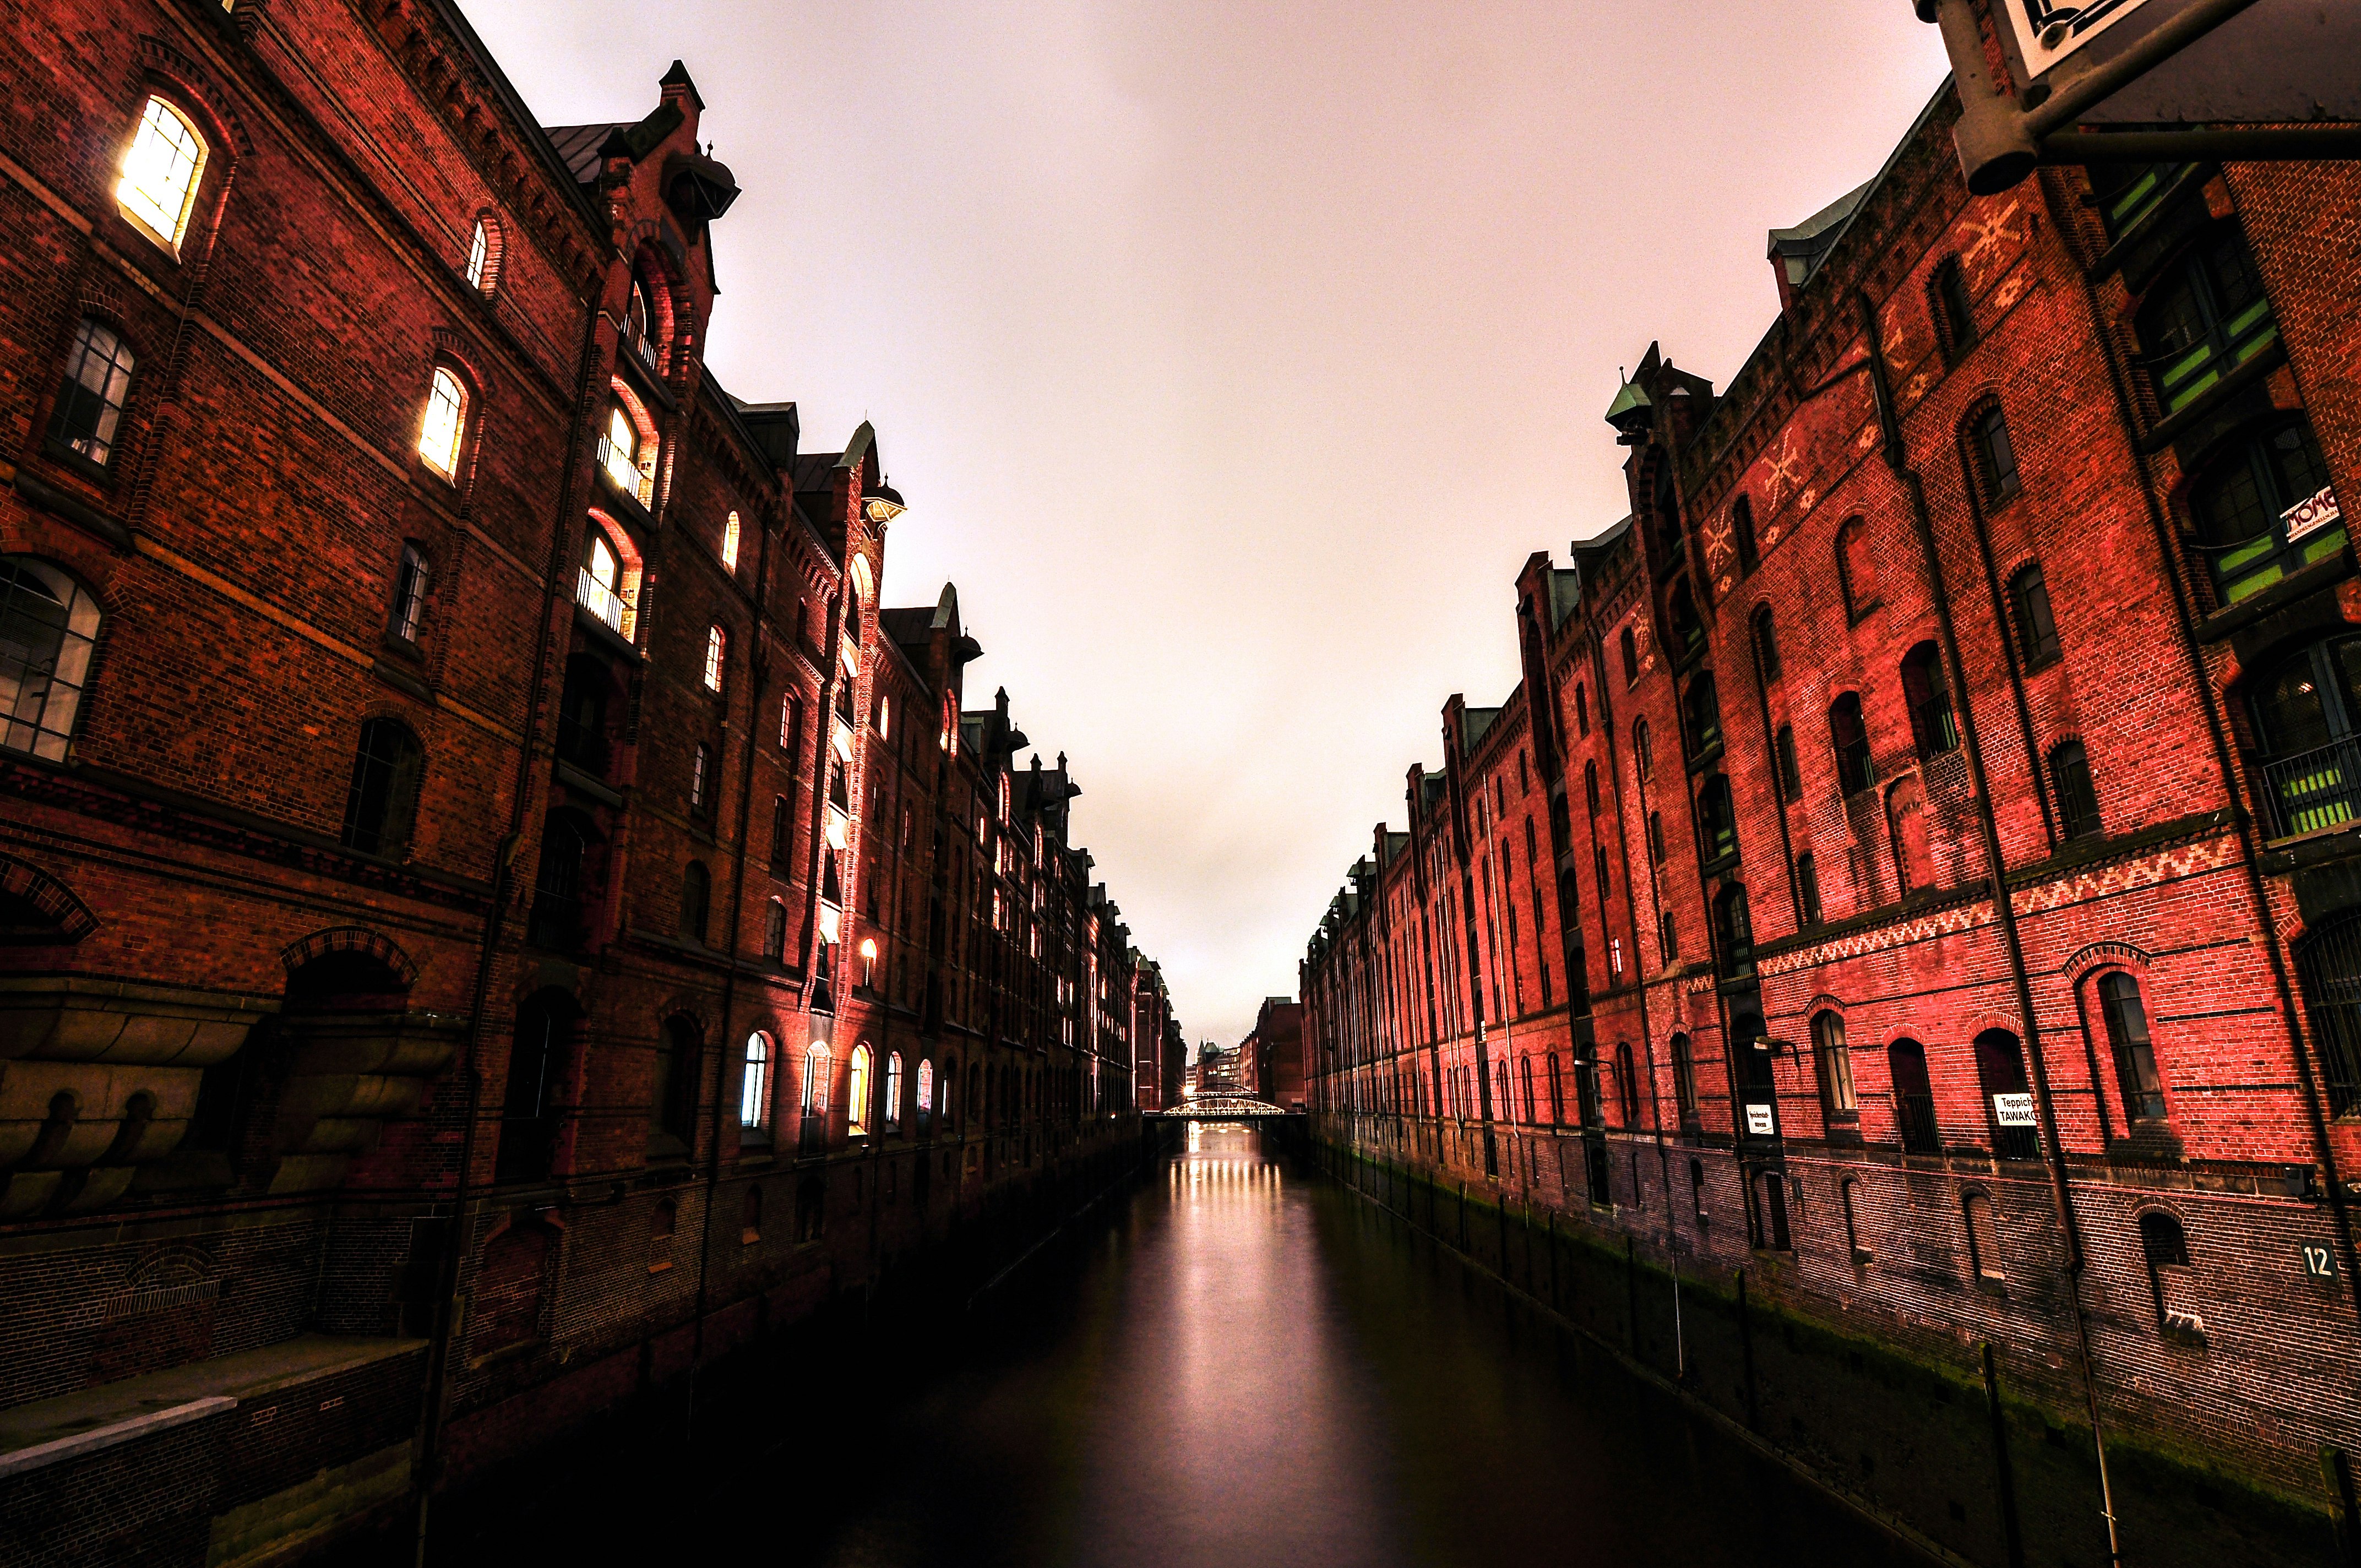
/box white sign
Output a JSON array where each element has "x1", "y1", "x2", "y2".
[
  {"x1": 1993, "y1": 1092, "x2": 2038, "y2": 1128},
  {"x1": 1745, "y1": 1103, "x2": 1776, "y2": 1136},
  {"x1": 1999, "y1": 0, "x2": 2161, "y2": 79},
  {"x1": 2283, "y1": 484, "x2": 2343, "y2": 545}
]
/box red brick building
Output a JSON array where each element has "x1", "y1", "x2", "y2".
[
  {"x1": 1238, "y1": 998, "x2": 1305, "y2": 1112},
  {"x1": 1303, "y1": 74, "x2": 2361, "y2": 1568},
  {"x1": 0, "y1": 3, "x2": 1161, "y2": 1561}
]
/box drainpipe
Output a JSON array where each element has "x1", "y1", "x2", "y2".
[
  {"x1": 1856, "y1": 287, "x2": 2121, "y2": 1567},
  {"x1": 412, "y1": 273, "x2": 606, "y2": 1566}
]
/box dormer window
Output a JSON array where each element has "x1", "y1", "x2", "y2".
[{"x1": 118, "y1": 97, "x2": 207, "y2": 252}]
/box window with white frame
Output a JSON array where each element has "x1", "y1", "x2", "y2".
[
  {"x1": 465, "y1": 219, "x2": 490, "y2": 291},
  {"x1": 703, "y1": 624, "x2": 726, "y2": 693},
  {"x1": 417, "y1": 367, "x2": 466, "y2": 476},
  {"x1": 741, "y1": 1032, "x2": 771, "y2": 1129},
  {"x1": 118, "y1": 97, "x2": 207, "y2": 251},
  {"x1": 0, "y1": 557, "x2": 102, "y2": 763},
  {"x1": 52, "y1": 319, "x2": 135, "y2": 466}
]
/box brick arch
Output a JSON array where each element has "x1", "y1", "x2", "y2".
[
  {"x1": 279, "y1": 925, "x2": 418, "y2": 988},
  {"x1": 426, "y1": 329, "x2": 489, "y2": 404},
  {"x1": 130, "y1": 35, "x2": 254, "y2": 159},
  {"x1": 2062, "y1": 941, "x2": 2152, "y2": 987},
  {"x1": 0, "y1": 854, "x2": 99, "y2": 943},
  {"x1": 652, "y1": 995, "x2": 718, "y2": 1045}
]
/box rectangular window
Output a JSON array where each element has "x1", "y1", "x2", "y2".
[
  {"x1": 389, "y1": 544, "x2": 429, "y2": 643},
  {"x1": 52, "y1": 319, "x2": 136, "y2": 466},
  {"x1": 1976, "y1": 406, "x2": 2020, "y2": 501}
]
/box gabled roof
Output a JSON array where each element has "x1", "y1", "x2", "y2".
[
  {"x1": 543, "y1": 122, "x2": 627, "y2": 186},
  {"x1": 1462, "y1": 706, "x2": 1502, "y2": 753}
]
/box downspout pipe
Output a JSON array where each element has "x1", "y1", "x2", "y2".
[{"x1": 1857, "y1": 287, "x2": 2121, "y2": 1567}]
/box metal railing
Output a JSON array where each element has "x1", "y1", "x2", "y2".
[
  {"x1": 577, "y1": 568, "x2": 628, "y2": 635},
  {"x1": 2264, "y1": 738, "x2": 2361, "y2": 840},
  {"x1": 1896, "y1": 1092, "x2": 1941, "y2": 1155}
]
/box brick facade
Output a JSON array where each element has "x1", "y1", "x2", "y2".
[
  {"x1": 1302, "y1": 58, "x2": 2361, "y2": 1568},
  {"x1": 0, "y1": 2, "x2": 1166, "y2": 1560}
]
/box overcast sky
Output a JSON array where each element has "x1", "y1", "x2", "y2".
[{"x1": 461, "y1": 1, "x2": 1952, "y2": 1050}]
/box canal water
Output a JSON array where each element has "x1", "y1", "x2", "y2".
[{"x1": 443, "y1": 1124, "x2": 1928, "y2": 1568}]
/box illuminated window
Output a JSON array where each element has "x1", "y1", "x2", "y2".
[
  {"x1": 703, "y1": 624, "x2": 726, "y2": 693},
  {"x1": 847, "y1": 1045, "x2": 873, "y2": 1134},
  {"x1": 417, "y1": 367, "x2": 466, "y2": 476},
  {"x1": 803, "y1": 1046, "x2": 831, "y2": 1117},
  {"x1": 875, "y1": 694, "x2": 890, "y2": 739},
  {"x1": 741, "y1": 1032, "x2": 771, "y2": 1128},
  {"x1": 779, "y1": 694, "x2": 802, "y2": 754},
  {"x1": 884, "y1": 1053, "x2": 904, "y2": 1128},
  {"x1": 690, "y1": 742, "x2": 710, "y2": 813},
  {"x1": 578, "y1": 526, "x2": 628, "y2": 634},
  {"x1": 118, "y1": 97, "x2": 207, "y2": 250},
  {"x1": 859, "y1": 937, "x2": 877, "y2": 988},
  {"x1": 917, "y1": 1059, "x2": 935, "y2": 1129},
  {"x1": 601, "y1": 404, "x2": 645, "y2": 499},
  {"x1": 52, "y1": 319, "x2": 135, "y2": 466},
  {"x1": 722, "y1": 510, "x2": 741, "y2": 571},
  {"x1": 465, "y1": 220, "x2": 489, "y2": 291}
]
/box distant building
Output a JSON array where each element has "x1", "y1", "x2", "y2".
[{"x1": 1240, "y1": 998, "x2": 1306, "y2": 1112}]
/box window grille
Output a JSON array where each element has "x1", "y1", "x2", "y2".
[
  {"x1": 52, "y1": 319, "x2": 135, "y2": 465},
  {"x1": 0, "y1": 558, "x2": 100, "y2": 762},
  {"x1": 118, "y1": 97, "x2": 206, "y2": 248}
]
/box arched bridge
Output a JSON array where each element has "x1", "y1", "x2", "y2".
[{"x1": 1154, "y1": 1094, "x2": 1294, "y2": 1120}]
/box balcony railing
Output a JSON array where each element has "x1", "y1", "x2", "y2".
[
  {"x1": 577, "y1": 568, "x2": 628, "y2": 635},
  {"x1": 2264, "y1": 737, "x2": 2361, "y2": 840},
  {"x1": 595, "y1": 435, "x2": 654, "y2": 508},
  {"x1": 624, "y1": 318, "x2": 661, "y2": 375}
]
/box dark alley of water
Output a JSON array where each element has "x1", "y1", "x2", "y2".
[{"x1": 437, "y1": 1124, "x2": 1931, "y2": 1568}]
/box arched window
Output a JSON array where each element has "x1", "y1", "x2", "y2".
[
  {"x1": 690, "y1": 742, "x2": 711, "y2": 814},
  {"x1": 1690, "y1": 1158, "x2": 1709, "y2": 1221},
  {"x1": 1712, "y1": 883, "x2": 1752, "y2": 976},
  {"x1": 917, "y1": 1058, "x2": 936, "y2": 1131},
  {"x1": 417, "y1": 366, "x2": 467, "y2": 477},
  {"x1": 600, "y1": 399, "x2": 652, "y2": 504},
  {"x1": 1836, "y1": 518, "x2": 1878, "y2": 619},
  {"x1": 1546, "y1": 1053, "x2": 1565, "y2": 1122},
  {"x1": 0, "y1": 557, "x2": 102, "y2": 762},
  {"x1": 339, "y1": 717, "x2": 423, "y2": 857},
  {"x1": 847, "y1": 1044, "x2": 873, "y2": 1135},
  {"x1": 1634, "y1": 720, "x2": 1653, "y2": 782},
  {"x1": 1794, "y1": 851, "x2": 1823, "y2": 927},
  {"x1": 1682, "y1": 672, "x2": 1722, "y2": 758},
  {"x1": 1646, "y1": 810, "x2": 1666, "y2": 866},
  {"x1": 1963, "y1": 1190, "x2": 2005, "y2": 1281},
  {"x1": 52, "y1": 318, "x2": 136, "y2": 466},
  {"x1": 763, "y1": 898, "x2": 787, "y2": 961},
  {"x1": 1829, "y1": 693, "x2": 1873, "y2": 795},
  {"x1": 1970, "y1": 404, "x2": 2020, "y2": 503},
  {"x1": 1669, "y1": 582, "x2": 1705, "y2": 661},
  {"x1": 1974, "y1": 1029, "x2": 2039, "y2": 1161},
  {"x1": 1732, "y1": 496, "x2": 1759, "y2": 574},
  {"x1": 1774, "y1": 725, "x2": 1800, "y2": 801},
  {"x1": 1574, "y1": 683, "x2": 1590, "y2": 737},
  {"x1": 742, "y1": 1185, "x2": 763, "y2": 1244},
  {"x1": 464, "y1": 216, "x2": 502, "y2": 296},
  {"x1": 1584, "y1": 760, "x2": 1601, "y2": 819},
  {"x1": 885, "y1": 1052, "x2": 904, "y2": 1129},
  {"x1": 2137, "y1": 225, "x2": 2275, "y2": 421},
  {"x1": 2253, "y1": 636, "x2": 2361, "y2": 836},
  {"x1": 1520, "y1": 1056, "x2": 1537, "y2": 1121},
  {"x1": 1614, "y1": 1041, "x2": 1640, "y2": 1126},
  {"x1": 2097, "y1": 972, "x2": 2168, "y2": 1123},
  {"x1": 1889, "y1": 1038, "x2": 1939, "y2": 1154},
  {"x1": 680, "y1": 860, "x2": 711, "y2": 944},
  {"x1": 118, "y1": 96, "x2": 208, "y2": 250},
  {"x1": 1887, "y1": 775, "x2": 1934, "y2": 896},
  {"x1": 579, "y1": 524, "x2": 631, "y2": 635},
  {"x1": 741, "y1": 1032, "x2": 771, "y2": 1129},
  {"x1": 652, "y1": 1016, "x2": 698, "y2": 1144},
  {"x1": 1620, "y1": 625, "x2": 1640, "y2": 685},
  {"x1": 389, "y1": 543, "x2": 431, "y2": 645},
  {"x1": 1670, "y1": 1033, "x2": 1697, "y2": 1121},
  {"x1": 624, "y1": 275, "x2": 663, "y2": 372},
  {"x1": 1751, "y1": 604, "x2": 1778, "y2": 682},
  {"x1": 2186, "y1": 419, "x2": 2336, "y2": 605},
  {"x1": 802, "y1": 1044, "x2": 831, "y2": 1122},
  {"x1": 2048, "y1": 740, "x2": 2102, "y2": 839},
  {"x1": 1841, "y1": 1179, "x2": 1865, "y2": 1260},
  {"x1": 721, "y1": 510, "x2": 741, "y2": 572},
  {"x1": 1900, "y1": 643, "x2": 1957, "y2": 757},
  {"x1": 1813, "y1": 1011, "x2": 1856, "y2": 1120},
  {"x1": 2139, "y1": 1210, "x2": 2192, "y2": 1330},
  {"x1": 2008, "y1": 564, "x2": 2060, "y2": 669},
  {"x1": 1696, "y1": 775, "x2": 1737, "y2": 865},
  {"x1": 1932, "y1": 256, "x2": 1976, "y2": 359},
  {"x1": 703, "y1": 624, "x2": 727, "y2": 693},
  {"x1": 528, "y1": 810, "x2": 592, "y2": 950},
  {"x1": 780, "y1": 693, "x2": 803, "y2": 755}
]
